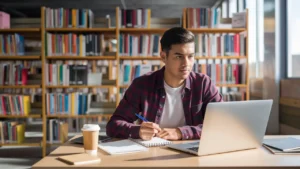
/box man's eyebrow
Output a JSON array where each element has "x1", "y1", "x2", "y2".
[
  {"x1": 174, "y1": 52, "x2": 184, "y2": 55},
  {"x1": 174, "y1": 52, "x2": 195, "y2": 55}
]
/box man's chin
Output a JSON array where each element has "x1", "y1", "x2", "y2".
[{"x1": 179, "y1": 72, "x2": 190, "y2": 79}]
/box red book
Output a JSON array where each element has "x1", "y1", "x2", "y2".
[
  {"x1": 1, "y1": 96, "x2": 6, "y2": 115},
  {"x1": 21, "y1": 68, "x2": 28, "y2": 85}
]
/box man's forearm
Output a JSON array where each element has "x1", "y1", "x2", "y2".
[
  {"x1": 106, "y1": 117, "x2": 141, "y2": 139},
  {"x1": 177, "y1": 124, "x2": 203, "y2": 140}
]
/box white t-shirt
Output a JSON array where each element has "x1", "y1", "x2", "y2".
[{"x1": 159, "y1": 81, "x2": 186, "y2": 128}]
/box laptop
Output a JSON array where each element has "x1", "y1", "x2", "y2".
[{"x1": 167, "y1": 99, "x2": 273, "y2": 156}]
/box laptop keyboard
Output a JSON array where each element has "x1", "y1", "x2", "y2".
[{"x1": 188, "y1": 147, "x2": 199, "y2": 152}]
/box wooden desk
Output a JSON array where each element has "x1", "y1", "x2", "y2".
[{"x1": 32, "y1": 135, "x2": 300, "y2": 169}]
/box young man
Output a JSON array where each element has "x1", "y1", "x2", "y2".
[{"x1": 106, "y1": 27, "x2": 223, "y2": 141}]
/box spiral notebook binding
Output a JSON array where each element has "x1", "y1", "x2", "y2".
[{"x1": 130, "y1": 137, "x2": 172, "y2": 147}]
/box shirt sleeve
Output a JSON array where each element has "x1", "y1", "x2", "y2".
[
  {"x1": 177, "y1": 76, "x2": 223, "y2": 140},
  {"x1": 106, "y1": 79, "x2": 142, "y2": 139}
]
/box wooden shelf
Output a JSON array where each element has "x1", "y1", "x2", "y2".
[
  {"x1": 45, "y1": 28, "x2": 116, "y2": 32},
  {"x1": 0, "y1": 56, "x2": 41, "y2": 60},
  {"x1": 47, "y1": 114, "x2": 112, "y2": 118},
  {"x1": 0, "y1": 28, "x2": 41, "y2": 33},
  {"x1": 119, "y1": 56, "x2": 161, "y2": 60},
  {"x1": 0, "y1": 85, "x2": 41, "y2": 89},
  {"x1": 46, "y1": 56, "x2": 116, "y2": 60},
  {"x1": 0, "y1": 142, "x2": 41, "y2": 146},
  {"x1": 0, "y1": 138, "x2": 42, "y2": 146},
  {"x1": 119, "y1": 28, "x2": 168, "y2": 33},
  {"x1": 120, "y1": 84, "x2": 247, "y2": 88},
  {"x1": 216, "y1": 84, "x2": 247, "y2": 87},
  {"x1": 46, "y1": 85, "x2": 115, "y2": 89},
  {"x1": 187, "y1": 28, "x2": 246, "y2": 33},
  {"x1": 119, "y1": 85, "x2": 129, "y2": 88},
  {"x1": 195, "y1": 56, "x2": 247, "y2": 59},
  {"x1": 0, "y1": 115, "x2": 41, "y2": 118}
]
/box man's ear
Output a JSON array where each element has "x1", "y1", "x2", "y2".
[{"x1": 160, "y1": 51, "x2": 167, "y2": 63}]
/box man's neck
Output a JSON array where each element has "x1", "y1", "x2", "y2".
[{"x1": 163, "y1": 70, "x2": 185, "y2": 88}]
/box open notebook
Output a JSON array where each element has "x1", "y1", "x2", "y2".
[
  {"x1": 98, "y1": 137, "x2": 172, "y2": 155},
  {"x1": 130, "y1": 137, "x2": 172, "y2": 147}
]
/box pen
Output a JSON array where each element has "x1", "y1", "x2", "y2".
[{"x1": 135, "y1": 113, "x2": 149, "y2": 122}]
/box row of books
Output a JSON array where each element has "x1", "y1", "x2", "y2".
[
  {"x1": 194, "y1": 33, "x2": 246, "y2": 57},
  {"x1": 45, "y1": 64, "x2": 109, "y2": 86},
  {"x1": 44, "y1": 7, "x2": 94, "y2": 28},
  {"x1": 0, "y1": 95, "x2": 31, "y2": 116},
  {"x1": 118, "y1": 8, "x2": 151, "y2": 28},
  {"x1": 186, "y1": 8, "x2": 214, "y2": 28},
  {"x1": 45, "y1": 33, "x2": 107, "y2": 56},
  {"x1": 118, "y1": 61, "x2": 161, "y2": 85},
  {"x1": 119, "y1": 34, "x2": 161, "y2": 57},
  {"x1": 222, "y1": 91, "x2": 246, "y2": 101},
  {"x1": 67, "y1": 118, "x2": 104, "y2": 133},
  {"x1": 0, "y1": 62, "x2": 42, "y2": 85},
  {"x1": 193, "y1": 60, "x2": 247, "y2": 85},
  {"x1": 0, "y1": 121, "x2": 25, "y2": 144},
  {"x1": 46, "y1": 92, "x2": 115, "y2": 115},
  {"x1": 46, "y1": 119, "x2": 68, "y2": 144},
  {"x1": 0, "y1": 34, "x2": 25, "y2": 56}
]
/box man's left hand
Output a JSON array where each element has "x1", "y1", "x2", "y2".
[{"x1": 156, "y1": 128, "x2": 182, "y2": 140}]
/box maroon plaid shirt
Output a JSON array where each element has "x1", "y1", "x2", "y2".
[{"x1": 106, "y1": 66, "x2": 223, "y2": 140}]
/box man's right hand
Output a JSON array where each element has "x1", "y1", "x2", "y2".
[{"x1": 139, "y1": 122, "x2": 161, "y2": 140}]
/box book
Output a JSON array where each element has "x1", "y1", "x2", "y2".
[
  {"x1": 263, "y1": 137, "x2": 300, "y2": 152},
  {"x1": 98, "y1": 139, "x2": 148, "y2": 155},
  {"x1": 263, "y1": 144, "x2": 300, "y2": 155},
  {"x1": 58, "y1": 153, "x2": 101, "y2": 165},
  {"x1": 130, "y1": 137, "x2": 172, "y2": 147}
]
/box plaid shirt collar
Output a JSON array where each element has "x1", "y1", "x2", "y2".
[{"x1": 155, "y1": 66, "x2": 192, "y2": 91}]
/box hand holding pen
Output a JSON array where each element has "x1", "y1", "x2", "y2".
[{"x1": 135, "y1": 113, "x2": 161, "y2": 140}]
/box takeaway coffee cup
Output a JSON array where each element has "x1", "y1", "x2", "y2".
[{"x1": 81, "y1": 124, "x2": 100, "y2": 155}]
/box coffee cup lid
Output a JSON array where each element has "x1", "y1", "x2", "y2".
[{"x1": 81, "y1": 124, "x2": 100, "y2": 131}]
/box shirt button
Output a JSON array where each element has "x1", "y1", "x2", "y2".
[{"x1": 162, "y1": 95, "x2": 165, "y2": 98}]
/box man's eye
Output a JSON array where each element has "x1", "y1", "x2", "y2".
[
  {"x1": 189, "y1": 55, "x2": 194, "y2": 58},
  {"x1": 176, "y1": 56, "x2": 181, "y2": 59}
]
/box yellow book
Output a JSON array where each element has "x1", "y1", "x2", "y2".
[
  {"x1": 0, "y1": 122, "x2": 4, "y2": 144},
  {"x1": 60, "y1": 122, "x2": 68, "y2": 143},
  {"x1": 16, "y1": 123, "x2": 25, "y2": 144},
  {"x1": 72, "y1": 9, "x2": 77, "y2": 28},
  {"x1": 147, "y1": 9, "x2": 151, "y2": 28},
  {"x1": 23, "y1": 95, "x2": 30, "y2": 116}
]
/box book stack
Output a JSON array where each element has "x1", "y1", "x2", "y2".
[{"x1": 263, "y1": 137, "x2": 300, "y2": 155}]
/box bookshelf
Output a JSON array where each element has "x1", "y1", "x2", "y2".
[
  {"x1": 0, "y1": 5, "x2": 249, "y2": 157},
  {"x1": 0, "y1": 21, "x2": 42, "y2": 151}
]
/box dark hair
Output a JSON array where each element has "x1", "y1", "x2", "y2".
[{"x1": 160, "y1": 27, "x2": 194, "y2": 54}]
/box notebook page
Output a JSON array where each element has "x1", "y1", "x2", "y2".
[
  {"x1": 131, "y1": 137, "x2": 172, "y2": 147},
  {"x1": 98, "y1": 140, "x2": 148, "y2": 155}
]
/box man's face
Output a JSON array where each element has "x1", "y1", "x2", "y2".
[{"x1": 161, "y1": 42, "x2": 195, "y2": 81}]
